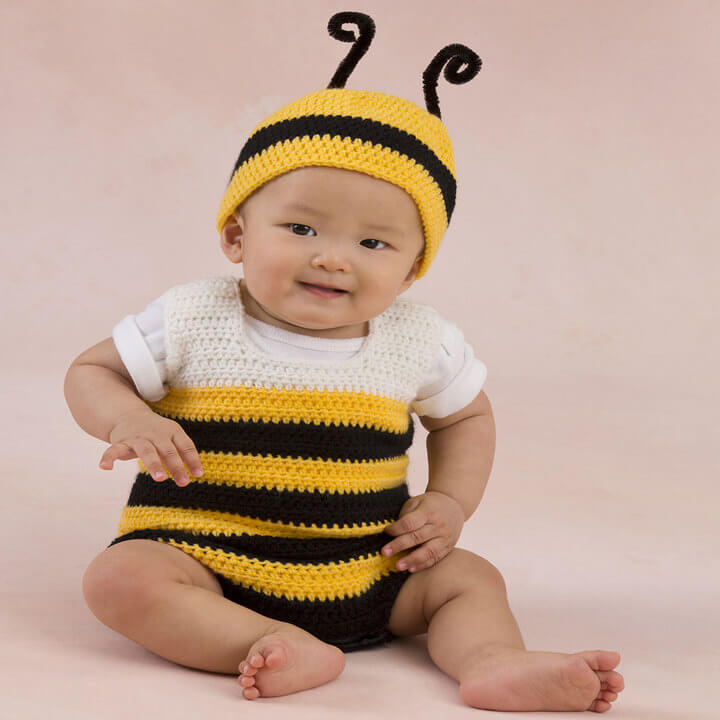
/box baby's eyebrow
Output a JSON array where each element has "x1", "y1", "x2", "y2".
[{"x1": 282, "y1": 202, "x2": 403, "y2": 236}]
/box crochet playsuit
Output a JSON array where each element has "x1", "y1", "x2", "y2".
[{"x1": 108, "y1": 276, "x2": 444, "y2": 651}]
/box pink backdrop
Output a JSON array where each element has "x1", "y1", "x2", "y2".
[{"x1": 2, "y1": 1, "x2": 717, "y2": 717}]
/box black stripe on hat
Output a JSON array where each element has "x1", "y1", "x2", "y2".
[{"x1": 230, "y1": 114, "x2": 456, "y2": 222}]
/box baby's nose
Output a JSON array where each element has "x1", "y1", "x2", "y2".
[{"x1": 311, "y1": 249, "x2": 351, "y2": 272}]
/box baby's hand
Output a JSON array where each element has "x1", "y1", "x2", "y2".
[
  {"x1": 98, "y1": 409, "x2": 204, "y2": 486},
  {"x1": 382, "y1": 491, "x2": 464, "y2": 573}
]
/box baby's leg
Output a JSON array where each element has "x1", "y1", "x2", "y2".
[
  {"x1": 388, "y1": 548, "x2": 624, "y2": 713},
  {"x1": 427, "y1": 555, "x2": 623, "y2": 712},
  {"x1": 82, "y1": 539, "x2": 344, "y2": 697}
]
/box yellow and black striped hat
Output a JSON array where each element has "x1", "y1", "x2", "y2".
[{"x1": 217, "y1": 11, "x2": 481, "y2": 280}]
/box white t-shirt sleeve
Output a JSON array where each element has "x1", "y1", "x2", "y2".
[
  {"x1": 111, "y1": 293, "x2": 169, "y2": 402},
  {"x1": 411, "y1": 317, "x2": 488, "y2": 419}
]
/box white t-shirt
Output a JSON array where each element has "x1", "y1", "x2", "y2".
[{"x1": 112, "y1": 292, "x2": 487, "y2": 419}]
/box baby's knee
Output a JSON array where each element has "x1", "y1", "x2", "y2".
[
  {"x1": 447, "y1": 548, "x2": 507, "y2": 593},
  {"x1": 82, "y1": 544, "x2": 171, "y2": 624}
]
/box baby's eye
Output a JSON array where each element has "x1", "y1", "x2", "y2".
[
  {"x1": 288, "y1": 223, "x2": 316, "y2": 236},
  {"x1": 287, "y1": 224, "x2": 388, "y2": 250},
  {"x1": 360, "y1": 238, "x2": 389, "y2": 250}
]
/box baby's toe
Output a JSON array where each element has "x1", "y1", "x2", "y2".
[
  {"x1": 242, "y1": 686, "x2": 260, "y2": 700},
  {"x1": 249, "y1": 652, "x2": 266, "y2": 668},
  {"x1": 264, "y1": 647, "x2": 286, "y2": 669},
  {"x1": 238, "y1": 674, "x2": 256, "y2": 687},
  {"x1": 598, "y1": 670, "x2": 624, "y2": 692}
]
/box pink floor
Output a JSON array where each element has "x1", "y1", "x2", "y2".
[
  {"x1": 3, "y1": 4, "x2": 719, "y2": 714},
  {"x1": 2, "y1": 370, "x2": 717, "y2": 719}
]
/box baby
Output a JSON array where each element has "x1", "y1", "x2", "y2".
[{"x1": 64, "y1": 11, "x2": 624, "y2": 711}]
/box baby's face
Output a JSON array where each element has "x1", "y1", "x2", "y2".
[{"x1": 221, "y1": 166, "x2": 425, "y2": 338}]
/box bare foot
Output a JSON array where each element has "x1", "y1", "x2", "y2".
[
  {"x1": 237, "y1": 625, "x2": 345, "y2": 700},
  {"x1": 459, "y1": 648, "x2": 625, "y2": 713}
]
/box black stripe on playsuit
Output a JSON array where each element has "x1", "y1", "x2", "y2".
[
  {"x1": 171, "y1": 413, "x2": 415, "y2": 461},
  {"x1": 216, "y1": 560, "x2": 405, "y2": 651},
  {"x1": 230, "y1": 114, "x2": 457, "y2": 222},
  {"x1": 125, "y1": 472, "x2": 411, "y2": 528}
]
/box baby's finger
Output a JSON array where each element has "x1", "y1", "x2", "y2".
[
  {"x1": 131, "y1": 437, "x2": 170, "y2": 481},
  {"x1": 171, "y1": 432, "x2": 204, "y2": 478},
  {"x1": 385, "y1": 507, "x2": 427, "y2": 537},
  {"x1": 395, "y1": 539, "x2": 447, "y2": 572},
  {"x1": 99, "y1": 442, "x2": 136, "y2": 469},
  {"x1": 155, "y1": 441, "x2": 192, "y2": 486},
  {"x1": 381, "y1": 523, "x2": 433, "y2": 557}
]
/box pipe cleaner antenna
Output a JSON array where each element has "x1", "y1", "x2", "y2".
[
  {"x1": 326, "y1": 11, "x2": 376, "y2": 88},
  {"x1": 423, "y1": 43, "x2": 482, "y2": 120}
]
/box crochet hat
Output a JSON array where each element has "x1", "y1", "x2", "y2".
[{"x1": 217, "y1": 11, "x2": 481, "y2": 280}]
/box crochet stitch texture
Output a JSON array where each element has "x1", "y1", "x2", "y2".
[
  {"x1": 216, "y1": 10, "x2": 482, "y2": 280},
  {"x1": 108, "y1": 276, "x2": 444, "y2": 651}
]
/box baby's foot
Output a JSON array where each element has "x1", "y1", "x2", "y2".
[
  {"x1": 237, "y1": 625, "x2": 345, "y2": 700},
  {"x1": 458, "y1": 647, "x2": 624, "y2": 713}
]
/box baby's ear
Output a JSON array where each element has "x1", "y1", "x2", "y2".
[
  {"x1": 220, "y1": 215, "x2": 244, "y2": 263},
  {"x1": 407, "y1": 253, "x2": 423, "y2": 281}
]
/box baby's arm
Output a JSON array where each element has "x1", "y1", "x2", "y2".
[
  {"x1": 64, "y1": 337, "x2": 203, "y2": 483},
  {"x1": 420, "y1": 389, "x2": 496, "y2": 520},
  {"x1": 64, "y1": 337, "x2": 154, "y2": 442},
  {"x1": 382, "y1": 390, "x2": 496, "y2": 571}
]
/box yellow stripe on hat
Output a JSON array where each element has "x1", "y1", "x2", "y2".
[
  {"x1": 217, "y1": 88, "x2": 458, "y2": 279},
  {"x1": 217, "y1": 133, "x2": 447, "y2": 279}
]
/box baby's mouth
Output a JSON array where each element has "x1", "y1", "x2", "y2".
[{"x1": 299, "y1": 282, "x2": 348, "y2": 297}]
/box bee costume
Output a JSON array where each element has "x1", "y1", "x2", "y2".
[{"x1": 109, "y1": 11, "x2": 481, "y2": 651}]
